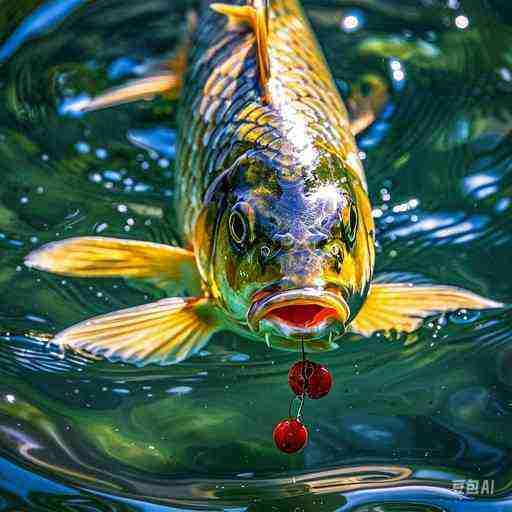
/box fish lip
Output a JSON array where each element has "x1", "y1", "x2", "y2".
[{"x1": 247, "y1": 287, "x2": 350, "y2": 335}]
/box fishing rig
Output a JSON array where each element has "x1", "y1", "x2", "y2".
[{"x1": 273, "y1": 337, "x2": 333, "y2": 453}]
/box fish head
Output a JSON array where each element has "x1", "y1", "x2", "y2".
[{"x1": 195, "y1": 152, "x2": 374, "y2": 346}]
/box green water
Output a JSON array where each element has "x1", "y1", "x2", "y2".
[{"x1": 0, "y1": 0, "x2": 511, "y2": 510}]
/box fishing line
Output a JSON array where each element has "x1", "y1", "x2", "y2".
[{"x1": 295, "y1": 336, "x2": 308, "y2": 421}]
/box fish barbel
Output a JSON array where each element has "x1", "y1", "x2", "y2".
[{"x1": 25, "y1": 0, "x2": 503, "y2": 366}]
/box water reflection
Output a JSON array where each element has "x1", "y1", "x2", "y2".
[
  {"x1": 0, "y1": 0, "x2": 511, "y2": 511},
  {"x1": 340, "y1": 10, "x2": 365, "y2": 34},
  {"x1": 0, "y1": 0, "x2": 86, "y2": 64}
]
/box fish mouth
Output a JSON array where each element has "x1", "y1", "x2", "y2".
[{"x1": 247, "y1": 288, "x2": 349, "y2": 339}]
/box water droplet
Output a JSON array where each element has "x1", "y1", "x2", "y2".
[
  {"x1": 455, "y1": 14, "x2": 469, "y2": 29},
  {"x1": 166, "y1": 386, "x2": 193, "y2": 395},
  {"x1": 340, "y1": 11, "x2": 364, "y2": 33},
  {"x1": 112, "y1": 388, "x2": 130, "y2": 395},
  {"x1": 75, "y1": 141, "x2": 90, "y2": 154},
  {"x1": 104, "y1": 170, "x2": 122, "y2": 182},
  {"x1": 228, "y1": 353, "x2": 250, "y2": 362},
  {"x1": 449, "y1": 308, "x2": 480, "y2": 324},
  {"x1": 96, "y1": 148, "x2": 108, "y2": 159}
]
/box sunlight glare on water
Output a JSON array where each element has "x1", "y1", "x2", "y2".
[{"x1": 0, "y1": 0, "x2": 511, "y2": 511}]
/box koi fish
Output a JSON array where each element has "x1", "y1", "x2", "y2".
[{"x1": 25, "y1": 0, "x2": 502, "y2": 366}]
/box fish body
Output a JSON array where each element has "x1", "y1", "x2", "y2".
[
  {"x1": 25, "y1": 0, "x2": 503, "y2": 365},
  {"x1": 176, "y1": 0, "x2": 375, "y2": 348},
  {"x1": 177, "y1": 0, "x2": 366, "y2": 233}
]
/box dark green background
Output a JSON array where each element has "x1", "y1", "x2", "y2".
[{"x1": 0, "y1": 0, "x2": 511, "y2": 510}]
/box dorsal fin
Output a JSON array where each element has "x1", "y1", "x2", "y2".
[{"x1": 211, "y1": 0, "x2": 270, "y2": 103}]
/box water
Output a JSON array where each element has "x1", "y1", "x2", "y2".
[{"x1": 0, "y1": 0, "x2": 511, "y2": 510}]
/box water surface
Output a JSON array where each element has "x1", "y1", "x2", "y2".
[{"x1": 0, "y1": 0, "x2": 511, "y2": 510}]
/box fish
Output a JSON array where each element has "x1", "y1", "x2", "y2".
[{"x1": 25, "y1": 0, "x2": 503, "y2": 366}]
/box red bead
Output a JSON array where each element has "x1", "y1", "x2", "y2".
[
  {"x1": 308, "y1": 364, "x2": 332, "y2": 399},
  {"x1": 288, "y1": 360, "x2": 332, "y2": 399},
  {"x1": 288, "y1": 360, "x2": 316, "y2": 396},
  {"x1": 273, "y1": 418, "x2": 308, "y2": 453}
]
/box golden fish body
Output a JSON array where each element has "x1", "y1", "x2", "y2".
[
  {"x1": 177, "y1": 0, "x2": 367, "y2": 232},
  {"x1": 176, "y1": 0, "x2": 375, "y2": 345}
]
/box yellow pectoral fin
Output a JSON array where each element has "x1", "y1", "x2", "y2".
[
  {"x1": 53, "y1": 297, "x2": 220, "y2": 366},
  {"x1": 211, "y1": 1, "x2": 270, "y2": 103},
  {"x1": 25, "y1": 236, "x2": 202, "y2": 294},
  {"x1": 351, "y1": 281, "x2": 504, "y2": 337}
]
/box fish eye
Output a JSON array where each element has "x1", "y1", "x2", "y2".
[
  {"x1": 341, "y1": 203, "x2": 358, "y2": 246},
  {"x1": 347, "y1": 205, "x2": 358, "y2": 243},
  {"x1": 229, "y1": 210, "x2": 248, "y2": 245}
]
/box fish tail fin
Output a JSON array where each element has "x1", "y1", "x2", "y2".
[
  {"x1": 25, "y1": 236, "x2": 203, "y2": 294},
  {"x1": 351, "y1": 275, "x2": 504, "y2": 337},
  {"x1": 53, "y1": 297, "x2": 220, "y2": 366},
  {"x1": 211, "y1": 0, "x2": 270, "y2": 103}
]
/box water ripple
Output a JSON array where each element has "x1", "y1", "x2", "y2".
[{"x1": 0, "y1": 0, "x2": 511, "y2": 510}]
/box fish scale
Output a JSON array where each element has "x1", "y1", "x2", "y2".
[{"x1": 176, "y1": 0, "x2": 363, "y2": 241}]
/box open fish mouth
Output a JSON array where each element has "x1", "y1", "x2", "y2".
[{"x1": 247, "y1": 288, "x2": 350, "y2": 338}]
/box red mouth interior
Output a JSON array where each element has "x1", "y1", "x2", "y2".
[{"x1": 270, "y1": 304, "x2": 337, "y2": 328}]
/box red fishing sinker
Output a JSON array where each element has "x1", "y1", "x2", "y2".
[
  {"x1": 288, "y1": 360, "x2": 332, "y2": 399},
  {"x1": 273, "y1": 418, "x2": 308, "y2": 453}
]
